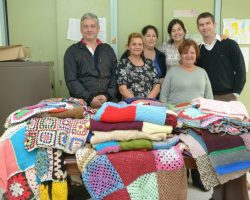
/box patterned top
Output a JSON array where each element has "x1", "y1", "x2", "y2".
[
  {"x1": 158, "y1": 42, "x2": 180, "y2": 69},
  {"x1": 116, "y1": 58, "x2": 160, "y2": 98}
]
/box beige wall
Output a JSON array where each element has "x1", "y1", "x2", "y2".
[{"x1": 221, "y1": 0, "x2": 250, "y2": 113}]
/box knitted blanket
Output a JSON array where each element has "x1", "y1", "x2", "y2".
[
  {"x1": 90, "y1": 119, "x2": 143, "y2": 131},
  {"x1": 93, "y1": 136, "x2": 180, "y2": 155},
  {"x1": 90, "y1": 126, "x2": 173, "y2": 145},
  {"x1": 192, "y1": 97, "x2": 249, "y2": 120},
  {"x1": 202, "y1": 132, "x2": 250, "y2": 175},
  {"x1": 0, "y1": 126, "x2": 37, "y2": 193},
  {"x1": 25, "y1": 117, "x2": 90, "y2": 154},
  {"x1": 93, "y1": 102, "x2": 177, "y2": 127},
  {"x1": 81, "y1": 147, "x2": 187, "y2": 200}
]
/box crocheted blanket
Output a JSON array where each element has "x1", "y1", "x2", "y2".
[
  {"x1": 35, "y1": 148, "x2": 67, "y2": 182},
  {"x1": 81, "y1": 147, "x2": 187, "y2": 200},
  {"x1": 3, "y1": 168, "x2": 39, "y2": 200},
  {"x1": 24, "y1": 117, "x2": 90, "y2": 154},
  {"x1": 93, "y1": 102, "x2": 177, "y2": 127}
]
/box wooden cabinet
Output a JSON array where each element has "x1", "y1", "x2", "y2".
[{"x1": 0, "y1": 61, "x2": 54, "y2": 135}]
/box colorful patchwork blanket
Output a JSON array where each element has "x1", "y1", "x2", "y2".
[
  {"x1": 0, "y1": 126, "x2": 37, "y2": 194},
  {"x1": 93, "y1": 102, "x2": 177, "y2": 127},
  {"x1": 81, "y1": 147, "x2": 187, "y2": 200}
]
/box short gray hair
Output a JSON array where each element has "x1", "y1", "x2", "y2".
[{"x1": 81, "y1": 13, "x2": 99, "y2": 25}]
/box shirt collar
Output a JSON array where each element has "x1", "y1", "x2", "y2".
[
  {"x1": 201, "y1": 34, "x2": 221, "y2": 45},
  {"x1": 81, "y1": 38, "x2": 102, "y2": 46}
]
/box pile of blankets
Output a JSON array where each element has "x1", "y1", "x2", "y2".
[
  {"x1": 0, "y1": 98, "x2": 95, "y2": 200},
  {"x1": 0, "y1": 97, "x2": 250, "y2": 199},
  {"x1": 178, "y1": 97, "x2": 250, "y2": 190},
  {"x1": 89, "y1": 101, "x2": 178, "y2": 154}
]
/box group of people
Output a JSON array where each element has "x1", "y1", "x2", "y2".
[{"x1": 64, "y1": 11, "x2": 247, "y2": 192}]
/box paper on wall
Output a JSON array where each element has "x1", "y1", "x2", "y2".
[
  {"x1": 223, "y1": 18, "x2": 250, "y2": 44},
  {"x1": 173, "y1": 9, "x2": 198, "y2": 18},
  {"x1": 66, "y1": 17, "x2": 107, "y2": 42}
]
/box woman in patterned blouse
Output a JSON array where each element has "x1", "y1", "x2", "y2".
[
  {"x1": 116, "y1": 33, "x2": 160, "y2": 99},
  {"x1": 159, "y1": 19, "x2": 186, "y2": 69}
]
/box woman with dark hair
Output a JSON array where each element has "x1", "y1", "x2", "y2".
[
  {"x1": 159, "y1": 19, "x2": 187, "y2": 69},
  {"x1": 116, "y1": 33, "x2": 160, "y2": 99},
  {"x1": 121, "y1": 25, "x2": 166, "y2": 84}
]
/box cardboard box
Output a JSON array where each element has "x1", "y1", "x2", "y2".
[{"x1": 0, "y1": 45, "x2": 31, "y2": 61}]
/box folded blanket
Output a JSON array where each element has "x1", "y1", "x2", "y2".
[
  {"x1": 90, "y1": 119, "x2": 143, "y2": 131},
  {"x1": 192, "y1": 97, "x2": 249, "y2": 120},
  {"x1": 47, "y1": 106, "x2": 85, "y2": 118},
  {"x1": 90, "y1": 130, "x2": 171, "y2": 145},
  {"x1": 93, "y1": 102, "x2": 177, "y2": 127},
  {"x1": 4, "y1": 98, "x2": 85, "y2": 128},
  {"x1": 177, "y1": 107, "x2": 222, "y2": 128},
  {"x1": 94, "y1": 136, "x2": 180, "y2": 155}
]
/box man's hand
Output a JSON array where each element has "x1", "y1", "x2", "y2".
[
  {"x1": 90, "y1": 95, "x2": 107, "y2": 108},
  {"x1": 96, "y1": 95, "x2": 107, "y2": 104},
  {"x1": 90, "y1": 97, "x2": 102, "y2": 108}
]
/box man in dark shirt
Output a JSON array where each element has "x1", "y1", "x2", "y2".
[
  {"x1": 196, "y1": 12, "x2": 248, "y2": 200},
  {"x1": 196, "y1": 12, "x2": 246, "y2": 102},
  {"x1": 64, "y1": 13, "x2": 118, "y2": 108}
]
